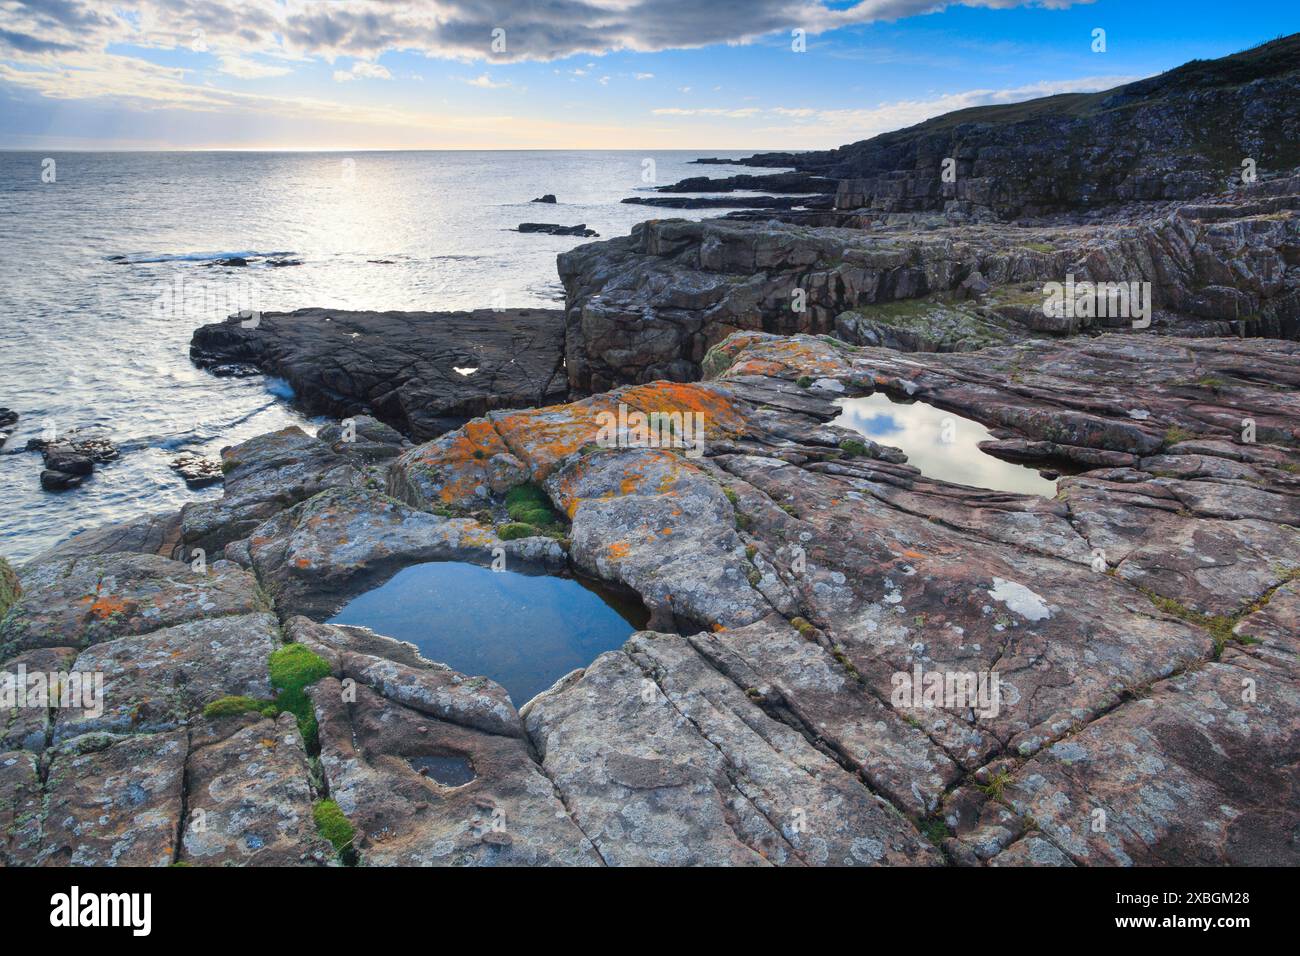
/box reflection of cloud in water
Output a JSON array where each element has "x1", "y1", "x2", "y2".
[{"x1": 833, "y1": 393, "x2": 1057, "y2": 497}]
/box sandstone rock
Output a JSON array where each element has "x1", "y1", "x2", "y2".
[{"x1": 25, "y1": 510, "x2": 183, "y2": 566}]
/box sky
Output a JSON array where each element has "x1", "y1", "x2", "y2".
[{"x1": 0, "y1": 0, "x2": 1296, "y2": 151}]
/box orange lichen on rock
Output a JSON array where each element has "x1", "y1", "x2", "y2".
[
  {"x1": 620, "y1": 381, "x2": 747, "y2": 438},
  {"x1": 87, "y1": 594, "x2": 130, "y2": 619}
]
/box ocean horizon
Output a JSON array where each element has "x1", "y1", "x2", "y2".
[{"x1": 0, "y1": 149, "x2": 776, "y2": 562}]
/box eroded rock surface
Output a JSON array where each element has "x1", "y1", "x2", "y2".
[{"x1": 558, "y1": 175, "x2": 1300, "y2": 391}]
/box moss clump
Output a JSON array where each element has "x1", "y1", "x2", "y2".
[
  {"x1": 203, "y1": 695, "x2": 277, "y2": 720},
  {"x1": 313, "y1": 799, "x2": 356, "y2": 855},
  {"x1": 505, "y1": 483, "x2": 560, "y2": 525},
  {"x1": 839, "y1": 438, "x2": 868, "y2": 458},
  {"x1": 795, "y1": 376, "x2": 813, "y2": 389},
  {"x1": 722, "y1": 487, "x2": 739, "y2": 506},
  {"x1": 790, "y1": 616, "x2": 817, "y2": 638},
  {"x1": 0, "y1": 557, "x2": 19, "y2": 619},
  {"x1": 1163, "y1": 425, "x2": 1195, "y2": 447},
  {"x1": 269, "y1": 644, "x2": 331, "y2": 751},
  {"x1": 498, "y1": 522, "x2": 542, "y2": 540}
]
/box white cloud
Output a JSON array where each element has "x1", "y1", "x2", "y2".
[
  {"x1": 217, "y1": 55, "x2": 292, "y2": 79},
  {"x1": 333, "y1": 61, "x2": 392, "y2": 82},
  {"x1": 462, "y1": 73, "x2": 512, "y2": 88},
  {"x1": 635, "y1": 72, "x2": 655, "y2": 80}
]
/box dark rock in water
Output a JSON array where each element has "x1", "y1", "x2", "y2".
[
  {"x1": 209, "y1": 256, "x2": 248, "y2": 267},
  {"x1": 517, "y1": 222, "x2": 598, "y2": 237},
  {"x1": 621, "y1": 195, "x2": 832, "y2": 210},
  {"x1": 656, "y1": 171, "x2": 836, "y2": 194},
  {"x1": 29, "y1": 432, "x2": 118, "y2": 463},
  {"x1": 266, "y1": 257, "x2": 302, "y2": 267},
  {"x1": 530, "y1": 194, "x2": 557, "y2": 203},
  {"x1": 42, "y1": 449, "x2": 93, "y2": 476},
  {"x1": 170, "y1": 452, "x2": 224, "y2": 488},
  {"x1": 0, "y1": 407, "x2": 17, "y2": 430},
  {"x1": 206, "y1": 362, "x2": 261, "y2": 378},
  {"x1": 368, "y1": 259, "x2": 396, "y2": 265},
  {"x1": 189, "y1": 307, "x2": 567, "y2": 440},
  {"x1": 40, "y1": 469, "x2": 85, "y2": 491}
]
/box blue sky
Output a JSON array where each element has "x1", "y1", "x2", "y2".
[{"x1": 1, "y1": 0, "x2": 1296, "y2": 150}]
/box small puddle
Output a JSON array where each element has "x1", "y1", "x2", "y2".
[
  {"x1": 328, "y1": 562, "x2": 649, "y2": 706},
  {"x1": 409, "y1": 755, "x2": 476, "y2": 787},
  {"x1": 832, "y1": 393, "x2": 1058, "y2": 496}
]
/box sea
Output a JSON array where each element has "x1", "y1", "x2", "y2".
[{"x1": 0, "y1": 149, "x2": 766, "y2": 563}]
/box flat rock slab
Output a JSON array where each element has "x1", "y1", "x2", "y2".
[
  {"x1": 52, "y1": 612, "x2": 279, "y2": 742},
  {"x1": 0, "y1": 553, "x2": 263, "y2": 660},
  {"x1": 190, "y1": 308, "x2": 567, "y2": 440},
  {"x1": 35, "y1": 730, "x2": 188, "y2": 866},
  {"x1": 524, "y1": 633, "x2": 941, "y2": 866},
  {"x1": 182, "y1": 713, "x2": 335, "y2": 866}
]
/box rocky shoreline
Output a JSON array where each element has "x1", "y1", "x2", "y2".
[{"x1": 3, "y1": 41, "x2": 1298, "y2": 867}]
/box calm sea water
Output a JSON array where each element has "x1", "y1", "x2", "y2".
[{"x1": 0, "y1": 149, "x2": 762, "y2": 563}]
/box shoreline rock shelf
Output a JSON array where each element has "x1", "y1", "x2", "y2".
[
  {"x1": 4, "y1": 36, "x2": 1299, "y2": 867},
  {"x1": 3, "y1": 329, "x2": 1296, "y2": 866}
]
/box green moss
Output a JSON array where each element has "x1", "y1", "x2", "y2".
[
  {"x1": 839, "y1": 438, "x2": 868, "y2": 458},
  {"x1": 1163, "y1": 425, "x2": 1196, "y2": 447},
  {"x1": 722, "y1": 487, "x2": 739, "y2": 506},
  {"x1": 498, "y1": 522, "x2": 542, "y2": 540},
  {"x1": 0, "y1": 557, "x2": 19, "y2": 619},
  {"x1": 1020, "y1": 241, "x2": 1055, "y2": 254},
  {"x1": 790, "y1": 616, "x2": 817, "y2": 638},
  {"x1": 268, "y1": 644, "x2": 331, "y2": 752},
  {"x1": 203, "y1": 695, "x2": 277, "y2": 720},
  {"x1": 795, "y1": 376, "x2": 813, "y2": 389},
  {"x1": 313, "y1": 799, "x2": 356, "y2": 855},
  {"x1": 505, "y1": 482, "x2": 563, "y2": 532}
]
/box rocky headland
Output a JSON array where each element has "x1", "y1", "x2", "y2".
[{"x1": 2, "y1": 37, "x2": 1297, "y2": 867}]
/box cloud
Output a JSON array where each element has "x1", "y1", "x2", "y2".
[
  {"x1": 462, "y1": 72, "x2": 511, "y2": 88},
  {"x1": 0, "y1": 1, "x2": 1098, "y2": 69},
  {"x1": 218, "y1": 55, "x2": 292, "y2": 79},
  {"x1": 634, "y1": 72, "x2": 654, "y2": 80},
  {"x1": 333, "y1": 60, "x2": 392, "y2": 82}
]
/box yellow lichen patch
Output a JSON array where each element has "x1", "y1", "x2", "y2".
[
  {"x1": 295, "y1": 558, "x2": 312, "y2": 569},
  {"x1": 608, "y1": 541, "x2": 631, "y2": 559}
]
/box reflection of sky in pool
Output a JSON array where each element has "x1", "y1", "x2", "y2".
[
  {"x1": 833, "y1": 392, "x2": 1058, "y2": 497},
  {"x1": 328, "y1": 561, "x2": 647, "y2": 706}
]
